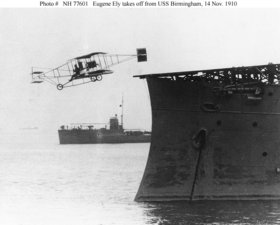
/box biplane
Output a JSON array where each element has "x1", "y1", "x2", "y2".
[{"x1": 31, "y1": 48, "x2": 147, "y2": 90}]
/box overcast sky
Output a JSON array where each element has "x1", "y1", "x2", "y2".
[{"x1": 1, "y1": 8, "x2": 280, "y2": 134}]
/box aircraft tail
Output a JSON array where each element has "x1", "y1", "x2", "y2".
[{"x1": 137, "y1": 48, "x2": 147, "y2": 62}]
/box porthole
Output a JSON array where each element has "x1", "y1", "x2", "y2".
[
  {"x1": 216, "y1": 120, "x2": 222, "y2": 126},
  {"x1": 262, "y1": 152, "x2": 268, "y2": 157},
  {"x1": 252, "y1": 122, "x2": 258, "y2": 127}
]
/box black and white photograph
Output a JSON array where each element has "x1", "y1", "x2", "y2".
[{"x1": 1, "y1": 3, "x2": 280, "y2": 225}]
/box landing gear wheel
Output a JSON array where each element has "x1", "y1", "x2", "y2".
[
  {"x1": 57, "y1": 84, "x2": 63, "y2": 90},
  {"x1": 96, "y1": 75, "x2": 102, "y2": 81},
  {"x1": 90, "y1": 76, "x2": 97, "y2": 82}
]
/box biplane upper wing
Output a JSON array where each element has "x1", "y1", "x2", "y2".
[{"x1": 73, "y1": 52, "x2": 107, "y2": 60}]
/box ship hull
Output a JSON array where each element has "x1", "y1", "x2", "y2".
[
  {"x1": 58, "y1": 130, "x2": 150, "y2": 144},
  {"x1": 135, "y1": 77, "x2": 280, "y2": 201}
]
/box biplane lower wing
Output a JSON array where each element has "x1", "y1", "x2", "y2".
[
  {"x1": 89, "y1": 69, "x2": 114, "y2": 75},
  {"x1": 75, "y1": 69, "x2": 114, "y2": 79},
  {"x1": 56, "y1": 69, "x2": 114, "y2": 90}
]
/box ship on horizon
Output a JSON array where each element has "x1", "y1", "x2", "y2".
[{"x1": 58, "y1": 98, "x2": 151, "y2": 144}]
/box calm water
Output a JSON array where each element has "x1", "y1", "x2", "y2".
[{"x1": 1, "y1": 131, "x2": 280, "y2": 225}]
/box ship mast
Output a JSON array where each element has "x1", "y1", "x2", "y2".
[{"x1": 121, "y1": 95, "x2": 124, "y2": 129}]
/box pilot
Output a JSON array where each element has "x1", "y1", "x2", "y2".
[
  {"x1": 69, "y1": 64, "x2": 80, "y2": 81},
  {"x1": 74, "y1": 64, "x2": 80, "y2": 74}
]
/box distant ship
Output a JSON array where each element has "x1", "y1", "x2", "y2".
[
  {"x1": 20, "y1": 127, "x2": 39, "y2": 130},
  {"x1": 58, "y1": 99, "x2": 151, "y2": 144},
  {"x1": 58, "y1": 116, "x2": 151, "y2": 144}
]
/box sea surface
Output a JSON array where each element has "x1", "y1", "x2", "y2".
[{"x1": 1, "y1": 131, "x2": 280, "y2": 225}]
